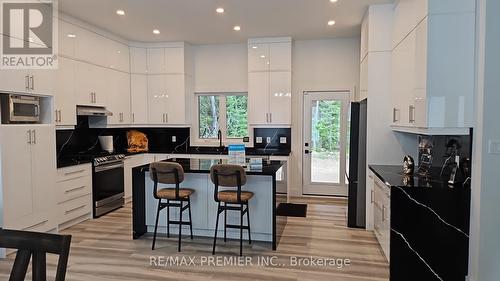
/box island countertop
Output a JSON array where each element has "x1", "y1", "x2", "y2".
[{"x1": 138, "y1": 157, "x2": 286, "y2": 176}]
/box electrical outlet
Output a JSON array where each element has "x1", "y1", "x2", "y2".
[
  {"x1": 266, "y1": 137, "x2": 271, "y2": 144},
  {"x1": 256, "y1": 137, "x2": 263, "y2": 144},
  {"x1": 489, "y1": 140, "x2": 500, "y2": 154},
  {"x1": 280, "y1": 137, "x2": 287, "y2": 144},
  {"x1": 172, "y1": 136, "x2": 177, "y2": 143}
]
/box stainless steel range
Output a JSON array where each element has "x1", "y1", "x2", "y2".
[{"x1": 92, "y1": 154, "x2": 125, "y2": 217}]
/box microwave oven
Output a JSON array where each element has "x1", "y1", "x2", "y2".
[{"x1": 1, "y1": 94, "x2": 40, "y2": 124}]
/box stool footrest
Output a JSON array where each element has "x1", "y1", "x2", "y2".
[
  {"x1": 225, "y1": 224, "x2": 249, "y2": 230},
  {"x1": 168, "y1": 220, "x2": 191, "y2": 226}
]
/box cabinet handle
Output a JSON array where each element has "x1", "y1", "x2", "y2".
[
  {"x1": 409, "y1": 105, "x2": 415, "y2": 123},
  {"x1": 382, "y1": 205, "x2": 386, "y2": 222},
  {"x1": 132, "y1": 113, "x2": 135, "y2": 123},
  {"x1": 65, "y1": 204, "x2": 87, "y2": 215},
  {"x1": 162, "y1": 113, "x2": 165, "y2": 123},
  {"x1": 371, "y1": 190, "x2": 374, "y2": 203},
  {"x1": 269, "y1": 113, "x2": 272, "y2": 123},
  {"x1": 27, "y1": 130, "x2": 32, "y2": 144},
  {"x1": 65, "y1": 185, "x2": 86, "y2": 193},
  {"x1": 30, "y1": 75, "x2": 34, "y2": 90},
  {"x1": 266, "y1": 113, "x2": 269, "y2": 123},
  {"x1": 31, "y1": 129, "x2": 36, "y2": 144},
  {"x1": 165, "y1": 113, "x2": 168, "y2": 123},
  {"x1": 55, "y1": 110, "x2": 58, "y2": 122},
  {"x1": 393, "y1": 108, "x2": 398, "y2": 123},
  {"x1": 59, "y1": 110, "x2": 62, "y2": 122},
  {"x1": 25, "y1": 75, "x2": 30, "y2": 90},
  {"x1": 64, "y1": 169, "x2": 86, "y2": 176}
]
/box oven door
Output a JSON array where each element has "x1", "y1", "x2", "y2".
[
  {"x1": 93, "y1": 162, "x2": 124, "y2": 217},
  {"x1": 10, "y1": 96, "x2": 40, "y2": 123}
]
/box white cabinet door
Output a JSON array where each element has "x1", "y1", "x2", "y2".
[
  {"x1": 413, "y1": 19, "x2": 428, "y2": 128},
  {"x1": 360, "y1": 57, "x2": 369, "y2": 95},
  {"x1": 269, "y1": 42, "x2": 292, "y2": 72},
  {"x1": 269, "y1": 72, "x2": 291, "y2": 125},
  {"x1": 248, "y1": 43, "x2": 269, "y2": 72},
  {"x1": 58, "y1": 20, "x2": 77, "y2": 58},
  {"x1": 0, "y1": 69, "x2": 29, "y2": 93},
  {"x1": 75, "y1": 61, "x2": 96, "y2": 105},
  {"x1": 248, "y1": 72, "x2": 270, "y2": 125},
  {"x1": 30, "y1": 69, "x2": 55, "y2": 95},
  {"x1": 54, "y1": 57, "x2": 76, "y2": 126},
  {"x1": 75, "y1": 27, "x2": 101, "y2": 65},
  {"x1": 165, "y1": 47, "x2": 185, "y2": 74},
  {"x1": 131, "y1": 74, "x2": 148, "y2": 124},
  {"x1": 130, "y1": 47, "x2": 148, "y2": 74},
  {"x1": 165, "y1": 74, "x2": 186, "y2": 124},
  {"x1": 112, "y1": 42, "x2": 130, "y2": 73},
  {"x1": 147, "y1": 48, "x2": 165, "y2": 74},
  {"x1": 147, "y1": 74, "x2": 167, "y2": 124},
  {"x1": 0, "y1": 126, "x2": 34, "y2": 225},
  {"x1": 106, "y1": 70, "x2": 123, "y2": 125},
  {"x1": 118, "y1": 71, "x2": 131, "y2": 124},
  {"x1": 30, "y1": 125, "x2": 56, "y2": 213}
]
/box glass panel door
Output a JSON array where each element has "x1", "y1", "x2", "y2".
[{"x1": 303, "y1": 91, "x2": 349, "y2": 196}]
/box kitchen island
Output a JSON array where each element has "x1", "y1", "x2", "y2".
[{"x1": 132, "y1": 157, "x2": 288, "y2": 250}]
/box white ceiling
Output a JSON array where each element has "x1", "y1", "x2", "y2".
[{"x1": 59, "y1": 0, "x2": 394, "y2": 45}]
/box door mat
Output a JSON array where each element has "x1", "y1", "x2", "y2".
[{"x1": 276, "y1": 203, "x2": 307, "y2": 217}]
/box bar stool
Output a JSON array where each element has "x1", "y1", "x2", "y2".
[
  {"x1": 150, "y1": 162, "x2": 194, "y2": 252},
  {"x1": 210, "y1": 164, "x2": 253, "y2": 256}
]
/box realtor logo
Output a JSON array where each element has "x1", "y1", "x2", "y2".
[{"x1": 1, "y1": 0, "x2": 58, "y2": 69}]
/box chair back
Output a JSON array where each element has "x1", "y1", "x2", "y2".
[
  {"x1": 0, "y1": 229, "x2": 72, "y2": 281},
  {"x1": 150, "y1": 162, "x2": 185, "y2": 199},
  {"x1": 210, "y1": 164, "x2": 247, "y2": 203}
]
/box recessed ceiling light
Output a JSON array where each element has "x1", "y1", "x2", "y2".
[
  {"x1": 116, "y1": 9, "x2": 125, "y2": 16},
  {"x1": 330, "y1": 0, "x2": 338, "y2": 3},
  {"x1": 67, "y1": 34, "x2": 76, "y2": 38},
  {"x1": 233, "y1": 26, "x2": 241, "y2": 31},
  {"x1": 153, "y1": 29, "x2": 160, "y2": 34},
  {"x1": 252, "y1": 46, "x2": 258, "y2": 49},
  {"x1": 328, "y1": 20, "x2": 336, "y2": 26},
  {"x1": 216, "y1": 7, "x2": 224, "y2": 13},
  {"x1": 260, "y1": 55, "x2": 266, "y2": 59}
]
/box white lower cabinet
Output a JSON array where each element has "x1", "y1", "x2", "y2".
[
  {"x1": 373, "y1": 175, "x2": 390, "y2": 262},
  {"x1": 56, "y1": 164, "x2": 92, "y2": 230},
  {"x1": 124, "y1": 154, "x2": 151, "y2": 201},
  {"x1": 0, "y1": 125, "x2": 57, "y2": 232}
]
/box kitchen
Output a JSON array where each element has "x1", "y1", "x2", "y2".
[{"x1": 0, "y1": 0, "x2": 498, "y2": 280}]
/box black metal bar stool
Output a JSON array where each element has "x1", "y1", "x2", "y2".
[
  {"x1": 210, "y1": 164, "x2": 253, "y2": 256},
  {"x1": 150, "y1": 162, "x2": 194, "y2": 252}
]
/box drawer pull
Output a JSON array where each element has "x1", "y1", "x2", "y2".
[
  {"x1": 23, "y1": 220, "x2": 48, "y2": 231},
  {"x1": 64, "y1": 170, "x2": 86, "y2": 176},
  {"x1": 65, "y1": 185, "x2": 86, "y2": 193},
  {"x1": 65, "y1": 205, "x2": 87, "y2": 215},
  {"x1": 382, "y1": 205, "x2": 386, "y2": 222},
  {"x1": 371, "y1": 190, "x2": 374, "y2": 203}
]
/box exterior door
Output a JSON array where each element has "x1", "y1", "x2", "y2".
[{"x1": 303, "y1": 91, "x2": 350, "y2": 196}]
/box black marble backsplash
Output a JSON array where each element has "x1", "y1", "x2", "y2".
[{"x1": 56, "y1": 117, "x2": 291, "y2": 161}]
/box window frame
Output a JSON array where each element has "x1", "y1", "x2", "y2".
[{"x1": 192, "y1": 92, "x2": 252, "y2": 147}]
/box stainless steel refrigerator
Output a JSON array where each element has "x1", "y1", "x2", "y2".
[{"x1": 347, "y1": 99, "x2": 367, "y2": 228}]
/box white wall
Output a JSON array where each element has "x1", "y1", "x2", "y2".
[
  {"x1": 290, "y1": 38, "x2": 361, "y2": 196},
  {"x1": 469, "y1": 0, "x2": 500, "y2": 280},
  {"x1": 193, "y1": 44, "x2": 247, "y2": 93}
]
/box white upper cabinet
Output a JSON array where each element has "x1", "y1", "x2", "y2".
[
  {"x1": 58, "y1": 20, "x2": 77, "y2": 58},
  {"x1": 248, "y1": 38, "x2": 292, "y2": 127},
  {"x1": 269, "y1": 42, "x2": 292, "y2": 72},
  {"x1": 391, "y1": 0, "x2": 475, "y2": 134},
  {"x1": 107, "y1": 70, "x2": 131, "y2": 125},
  {"x1": 147, "y1": 74, "x2": 167, "y2": 124},
  {"x1": 147, "y1": 48, "x2": 165, "y2": 74},
  {"x1": 147, "y1": 74, "x2": 190, "y2": 125},
  {"x1": 130, "y1": 47, "x2": 148, "y2": 74},
  {"x1": 164, "y1": 47, "x2": 185, "y2": 74},
  {"x1": 130, "y1": 74, "x2": 149, "y2": 124},
  {"x1": 54, "y1": 57, "x2": 77, "y2": 126},
  {"x1": 75, "y1": 61, "x2": 107, "y2": 106}
]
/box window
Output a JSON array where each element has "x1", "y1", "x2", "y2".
[{"x1": 197, "y1": 93, "x2": 248, "y2": 143}]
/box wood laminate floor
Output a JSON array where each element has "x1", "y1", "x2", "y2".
[{"x1": 0, "y1": 197, "x2": 389, "y2": 281}]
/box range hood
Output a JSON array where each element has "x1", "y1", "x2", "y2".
[{"x1": 76, "y1": 105, "x2": 113, "y2": 117}]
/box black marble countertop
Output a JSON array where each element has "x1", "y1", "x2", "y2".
[
  {"x1": 136, "y1": 157, "x2": 285, "y2": 176},
  {"x1": 369, "y1": 164, "x2": 468, "y2": 189}
]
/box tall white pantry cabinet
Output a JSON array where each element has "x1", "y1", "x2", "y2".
[{"x1": 0, "y1": 125, "x2": 57, "y2": 233}]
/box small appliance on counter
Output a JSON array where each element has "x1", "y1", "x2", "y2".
[
  {"x1": 1, "y1": 94, "x2": 40, "y2": 124},
  {"x1": 98, "y1": 136, "x2": 114, "y2": 153}
]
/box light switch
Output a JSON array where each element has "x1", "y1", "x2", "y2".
[
  {"x1": 280, "y1": 137, "x2": 287, "y2": 144},
  {"x1": 488, "y1": 140, "x2": 500, "y2": 154},
  {"x1": 266, "y1": 137, "x2": 271, "y2": 144},
  {"x1": 256, "y1": 137, "x2": 263, "y2": 144},
  {"x1": 172, "y1": 136, "x2": 177, "y2": 143}
]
